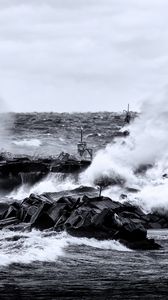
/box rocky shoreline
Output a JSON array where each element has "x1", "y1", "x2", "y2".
[
  {"x1": 0, "y1": 152, "x2": 167, "y2": 251},
  {"x1": 0, "y1": 186, "x2": 165, "y2": 250}
]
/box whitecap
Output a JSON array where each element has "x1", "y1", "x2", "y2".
[
  {"x1": 0, "y1": 230, "x2": 130, "y2": 267},
  {"x1": 12, "y1": 139, "x2": 42, "y2": 148}
]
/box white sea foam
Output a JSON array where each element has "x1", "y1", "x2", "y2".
[
  {"x1": 9, "y1": 173, "x2": 79, "y2": 200},
  {"x1": 12, "y1": 138, "x2": 42, "y2": 147},
  {"x1": 80, "y1": 89, "x2": 168, "y2": 213},
  {"x1": 0, "y1": 230, "x2": 130, "y2": 267}
]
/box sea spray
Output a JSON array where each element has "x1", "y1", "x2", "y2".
[
  {"x1": 80, "y1": 89, "x2": 168, "y2": 212},
  {"x1": 9, "y1": 173, "x2": 79, "y2": 200}
]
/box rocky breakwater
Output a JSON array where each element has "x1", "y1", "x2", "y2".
[
  {"x1": 0, "y1": 152, "x2": 90, "y2": 193},
  {"x1": 0, "y1": 187, "x2": 161, "y2": 250}
]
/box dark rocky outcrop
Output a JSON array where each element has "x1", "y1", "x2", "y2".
[
  {"x1": 0, "y1": 152, "x2": 91, "y2": 193},
  {"x1": 0, "y1": 187, "x2": 162, "y2": 250}
]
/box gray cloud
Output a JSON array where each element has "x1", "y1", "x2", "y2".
[{"x1": 0, "y1": 0, "x2": 168, "y2": 111}]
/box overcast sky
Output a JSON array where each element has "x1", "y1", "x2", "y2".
[{"x1": 0, "y1": 0, "x2": 168, "y2": 112}]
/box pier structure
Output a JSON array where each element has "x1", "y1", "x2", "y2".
[
  {"x1": 123, "y1": 104, "x2": 131, "y2": 124},
  {"x1": 77, "y1": 127, "x2": 93, "y2": 161}
]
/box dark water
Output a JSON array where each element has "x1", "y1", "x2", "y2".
[
  {"x1": 0, "y1": 112, "x2": 168, "y2": 299},
  {"x1": 1, "y1": 112, "x2": 128, "y2": 156},
  {"x1": 0, "y1": 230, "x2": 168, "y2": 299}
]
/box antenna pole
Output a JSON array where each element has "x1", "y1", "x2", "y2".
[{"x1": 81, "y1": 127, "x2": 83, "y2": 143}]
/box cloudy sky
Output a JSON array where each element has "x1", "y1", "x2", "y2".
[{"x1": 0, "y1": 0, "x2": 168, "y2": 112}]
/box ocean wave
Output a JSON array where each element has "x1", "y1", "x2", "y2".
[
  {"x1": 12, "y1": 138, "x2": 42, "y2": 147},
  {"x1": 0, "y1": 230, "x2": 130, "y2": 267},
  {"x1": 9, "y1": 173, "x2": 79, "y2": 200}
]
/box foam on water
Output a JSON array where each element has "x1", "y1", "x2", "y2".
[
  {"x1": 12, "y1": 138, "x2": 42, "y2": 147},
  {"x1": 9, "y1": 173, "x2": 79, "y2": 200},
  {"x1": 81, "y1": 90, "x2": 168, "y2": 213},
  {"x1": 0, "y1": 230, "x2": 130, "y2": 267}
]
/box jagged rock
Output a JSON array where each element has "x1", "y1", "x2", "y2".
[
  {"x1": 4, "y1": 222, "x2": 31, "y2": 232},
  {"x1": 3, "y1": 202, "x2": 21, "y2": 219},
  {"x1": 43, "y1": 186, "x2": 98, "y2": 202},
  {"x1": 0, "y1": 217, "x2": 19, "y2": 228},
  {"x1": 120, "y1": 238, "x2": 161, "y2": 250},
  {"x1": 0, "y1": 189, "x2": 162, "y2": 250},
  {"x1": 0, "y1": 203, "x2": 10, "y2": 219},
  {"x1": 65, "y1": 204, "x2": 147, "y2": 244},
  {"x1": 81, "y1": 196, "x2": 121, "y2": 211}
]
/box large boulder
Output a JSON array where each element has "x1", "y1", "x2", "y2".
[
  {"x1": 0, "y1": 190, "x2": 161, "y2": 250},
  {"x1": 0, "y1": 203, "x2": 10, "y2": 219}
]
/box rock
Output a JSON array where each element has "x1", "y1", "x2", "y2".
[
  {"x1": 0, "y1": 190, "x2": 162, "y2": 250},
  {"x1": 64, "y1": 199, "x2": 149, "y2": 246},
  {"x1": 81, "y1": 196, "x2": 122, "y2": 212},
  {"x1": 116, "y1": 218, "x2": 146, "y2": 241},
  {"x1": 0, "y1": 217, "x2": 19, "y2": 228},
  {"x1": 3, "y1": 202, "x2": 21, "y2": 219},
  {"x1": 27, "y1": 202, "x2": 53, "y2": 230},
  {"x1": 21, "y1": 205, "x2": 39, "y2": 223},
  {"x1": 19, "y1": 194, "x2": 54, "y2": 229},
  {"x1": 4, "y1": 222, "x2": 31, "y2": 232},
  {"x1": 120, "y1": 238, "x2": 161, "y2": 250},
  {"x1": 120, "y1": 211, "x2": 142, "y2": 220},
  {"x1": 43, "y1": 186, "x2": 98, "y2": 202},
  {"x1": 47, "y1": 202, "x2": 69, "y2": 224},
  {"x1": 0, "y1": 203, "x2": 10, "y2": 219},
  {"x1": 0, "y1": 154, "x2": 91, "y2": 193},
  {"x1": 149, "y1": 222, "x2": 162, "y2": 229}
]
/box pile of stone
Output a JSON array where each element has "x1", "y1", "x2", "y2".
[
  {"x1": 0, "y1": 186, "x2": 162, "y2": 250},
  {"x1": 0, "y1": 152, "x2": 90, "y2": 192}
]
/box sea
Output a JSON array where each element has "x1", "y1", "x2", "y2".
[{"x1": 0, "y1": 112, "x2": 168, "y2": 299}]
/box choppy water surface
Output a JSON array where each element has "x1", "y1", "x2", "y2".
[
  {"x1": 1, "y1": 112, "x2": 127, "y2": 156},
  {"x1": 0, "y1": 112, "x2": 168, "y2": 299},
  {"x1": 0, "y1": 229, "x2": 167, "y2": 299}
]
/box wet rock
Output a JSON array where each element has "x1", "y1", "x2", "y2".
[
  {"x1": 116, "y1": 218, "x2": 146, "y2": 241},
  {"x1": 64, "y1": 198, "x2": 151, "y2": 248},
  {"x1": 47, "y1": 202, "x2": 69, "y2": 224},
  {"x1": 4, "y1": 223, "x2": 31, "y2": 232},
  {"x1": 0, "y1": 217, "x2": 19, "y2": 228},
  {"x1": 0, "y1": 153, "x2": 91, "y2": 193},
  {"x1": 0, "y1": 203, "x2": 10, "y2": 219},
  {"x1": 81, "y1": 196, "x2": 122, "y2": 212},
  {"x1": 18, "y1": 194, "x2": 54, "y2": 229},
  {"x1": 3, "y1": 202, "x2": 21, "y2": 219},
  {"x1": 43, "y1": 186, "x2": 98, "y2": 202},
  {"x1": 149, "y1": 222, "x2": 162, "y2": 229},
  {"x1": 0, "y1": 190, "x2": 162, "y2": 250},
  {"x1": 120, "y1": 238, "x2": 161, "y2": 250},
  {"x1": 28, "y1": 203, "x2": 53, "y2": 230}
]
